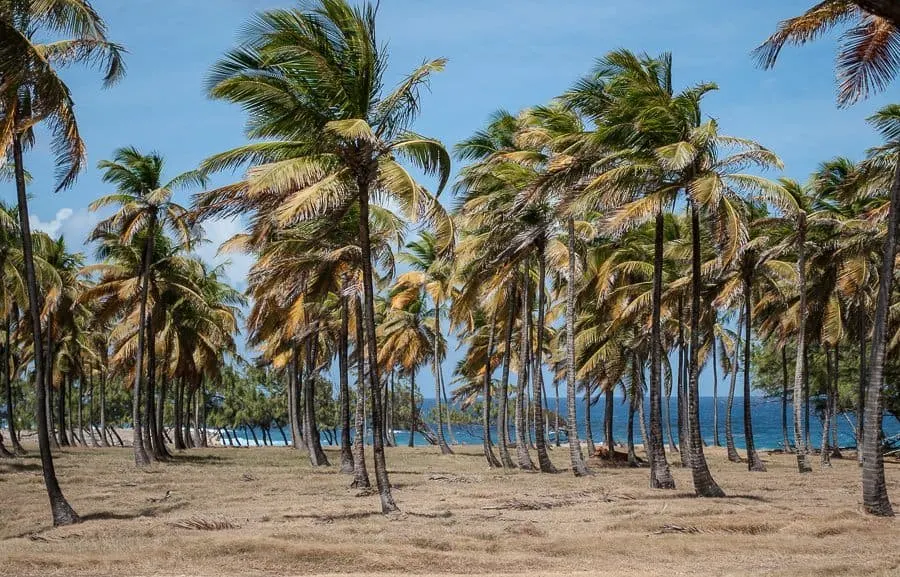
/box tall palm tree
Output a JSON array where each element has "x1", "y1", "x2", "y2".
[
  {"x1": 196, "y1": 0, "x2": 451, "y2": 513},
  {"x1": 0, "y1": 202, "x2": 26, "y2": 455},
  {"x1": 0, "y1": 0, "x2": 123, "y2": 526},
  {"x1": 90, "y1": 147, "x2": 203, "y2": 467}
]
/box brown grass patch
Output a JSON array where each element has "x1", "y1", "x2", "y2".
[{"x1": 1, "y1": 445, "x2": 899, "y2": 576}]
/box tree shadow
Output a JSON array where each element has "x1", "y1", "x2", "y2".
[
  {"x1": 641, "y1": 492, "x2": 770, "y2": 503},
  {"x1": 282, "y1": 510, "x2": 381, "y2": 522},
  {"x1": 0, "y1": 461, "x2": 43, "y2": 473},
  {"x1": 169, "y1": 453, "x2": 230, "y2": 465}
]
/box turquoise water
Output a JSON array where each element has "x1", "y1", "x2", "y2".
[{"x1": 228, "y1": 396, "x2": 900, "y2": 450}]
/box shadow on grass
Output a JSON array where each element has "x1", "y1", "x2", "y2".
[
  {"x1": 283, "y1": 510, "x2": 382, "y2": 522},
  {"x1": 641, "y1": 492, "x2": 770, "y2": 503},
  {"x1": 0, "y1": 460, "x2": 43, "y2": 472},
  {"x1": 169, "y1": 453, "x2": 231, "y2": 465}
]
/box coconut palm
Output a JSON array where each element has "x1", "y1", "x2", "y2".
[
  {"x1": 0, "y1": 0, "x2": 124, "y2": 527},
  {"x1": 196, "y1": 0, "x2": 451, "y2": 513},
  {"x1": 89, "y1": 148, "x2": 203, "y2": 466}
]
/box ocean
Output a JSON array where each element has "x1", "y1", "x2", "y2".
[{"x1": 229, "y1": 396, "x2": 900, "y2": 450}]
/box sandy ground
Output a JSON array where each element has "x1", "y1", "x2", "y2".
[{"x1": 1, "y1": 443, "x2": 898, "y2": 577}]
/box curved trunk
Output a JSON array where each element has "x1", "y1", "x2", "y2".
[
  {"x1": 440, "y1": 371, "x2": 455, "y2": 445},
  {"x1": 566, "y1": 217, "x2": 588, "y2": 475},
  {"x1": 339, "y1": 295, "x2": 355, "y2": 473},
  {"x1": 482, "y1": 314, "x2": 501, "y2": 467},
  {"x1": 649, "y1": 210, "x2": 675, "y2": 488},
  {"x1": 515, "y1": 271, "x2": 535, "y2": 470},
  {"x1": 408, "y1": 371, "x2": 416, "y2": 448},
  {"x1": 12, "y1": 133, "x2": 78, "y2": 525},
  {"x1": 781, "y1": 347, "x2": 792, "y2": 453},
  {"x1": 687, "y1": 202, "x2": 724, "y2": 497},
  {"x1": 793, "y1": 215, "x2": 813, "y2": 473},
  {"x1": 156, "y1": 341, "x2": 172, "y2": 457},
  {"x1": 743, "y1": 274, "x2": 765, "y2": 471},
  {"x1": 433, "y1": 301, "x2": 452, "y2": 455},
  {"x1": 532, "y1": 248, "x2": 556, "y2": 473},
  {"x1": 861, "y1": 154, "x2": 900, "y2": 516},
  {"x1": 497, "y1": 289, "x2": 516, "y2": 468}
]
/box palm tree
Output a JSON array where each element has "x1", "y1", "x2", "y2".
[
  {"x1": 90, "y1": 147, "x2": 203, "y2": 467},
  {"x1": 756, "y1": 2, "x2": 900, "y2": 107},
  {"x1": 0, "y1": 0, "x2": 123, "y2": 526},
  {"x1": 196, "y1": 0, "x2": 451, "y2": 513},
  {"x1": 391, "y1": 232, "x2": 454, "y2": 454}
]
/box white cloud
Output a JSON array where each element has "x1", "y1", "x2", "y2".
[
  {"x1": 30, "y1": 207, "x2": 74, "y2": 238},
  {"x1": 194, "y1": 216, "x2": 254, "y2": 288}
]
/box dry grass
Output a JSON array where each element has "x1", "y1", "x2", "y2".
[{"x1": 1, "y1": 444, "x2": 899, "y2": 576}]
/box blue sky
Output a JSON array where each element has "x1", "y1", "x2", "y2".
[{"x1": 3, "y1": 0, "x2": 897, "y2": 397}]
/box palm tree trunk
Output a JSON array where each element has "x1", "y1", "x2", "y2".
[
  {"x1": 532, "y1": 246, "x2": 556, "y2": 474},
  {"x1": 45, "y1": 329, "x2": 58, "y2": 449},
  {"x1": 585, "y1": 386, "x2": 596, "y2": 455},
  {"x1": 304, "y1": 339, "x2": 329, "y2": 466},
  {"x1": 156, "y1": 344, "x2": 171, "y2": 457},
  {"x1": 408, "y1": 370, "x2": 416, "y2": 448},
  {"x1": 778, "y1": 347, "x2": 791, "y2": 453},
  {"x1": 440, "y1": 371, "x2": 455, "y2": 445},
  {"x1": 99, "y1": 362, "x2": 109, "y2": 448},
  {"x1": 357, "y1": 174, "x2": 397, "y2": 513},
  {"x1": 87, "y1": 364, "x2": 98, "y2": 448},
  {"x1": 712, "y1": 333, "x2": 720, "y2": 447},
  {"x1": 832, "y1": 346, "x2": 842, "y2": 459},
  {"x1": 76, "y1": 374, "x2": 85, "y2": 446},
  {"x1": 146, "y1": 311, "x2": 168, "y2": 460},
  {"x1": 339, "y1": 295, "x2": 355, "y2": 473},
  {"x1": 351, "y1": 299, "x2": 371, "y2": 489},
  {"x1": 4, "y1": 314, "x2": 24, "y2": 454},
  {"x1": 687, "y1": 201, "x2": 725, "y2": 497},
  {"x1": 604, "y1": 388, "x2": 614, "y2": 458},
  {"x1": 637, "y1": 373, "x2": 650, "y2": 460},
  {"x1": 131, "y1": 219, "x2": 155, "y2": 467},
  {"x1": 482, "y1": 314, "x2": 501, "y2": 468},
  {"x1": 12, "y1": 133, "x2": 78, "y2": 525},
  {"x1": 676, "y1": 297, "x2": 687, "y2": 466},
  {"x1": 742, "y1": 275, "x2": 765, "y2": 471},
  {"x1": 822, "y1": 346, "x2": 834, "y2": 468},
  {"x1": 861, "y1": 154, "x2": 900, "y2": 517},
  {"x1": 857, "y1": 308, "x2": 866, "y2": 466},
  {"x1": 793, "y1": 215, "x2": 813, "y2": 473},
  {"x1": 565, "y1": 218, "x2": 588, "y2": 474},
  {"x1": 627, "y1": 391, "x2": 638, "y2": 466},
  {"x1": 191, "y1": 382, "x2": 202, "y2": 448},
  {"x1": 497, "y1": 289, "x2": 516, "y2": 468},
  {"x1": 516, "y1": 271, "x2": 535, "y2": 470},
  {"x1": 725, "y1": 311, "x2": 743, "y2": 463},
  {"x1": 173, "y1": 378, "x2": 186, "y2": 450},
  {"x1": 433, "y1": 301, "x2": 452, "y2": 455},
  {"x1": 649, "y1": 210, "x2": 675, "y2": 489}
]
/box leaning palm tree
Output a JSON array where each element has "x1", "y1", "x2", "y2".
[
  {"x1": 89, "y1": 148, "x2": 203, "y2": 467},
  {"x1": 195, "y1": 0, "x2": 451, "y2": 513},
  {"x1": 0, "y1": 0, "x2": 123, "y2": 526}
]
